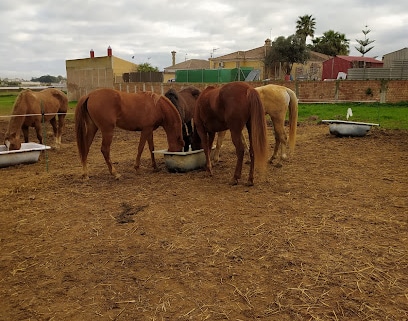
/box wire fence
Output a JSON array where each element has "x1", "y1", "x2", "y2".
[{"x1": 0, "y1": 112, "x2": 74, "y2": 119}]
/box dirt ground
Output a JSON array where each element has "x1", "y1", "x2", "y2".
[{"x1": 0, "y1": 118, "x2": 407, "y2": 321}]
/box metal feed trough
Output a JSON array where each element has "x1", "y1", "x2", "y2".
[
  {"x1": 321, "y1": 120, "x2": 380, "y2": 137},
  {"x1": 0, "y1": 143, "x2": 51, "y2": 168},
  {"x1": 153, "y1": 148, "x2": 210, "y2": 172}
]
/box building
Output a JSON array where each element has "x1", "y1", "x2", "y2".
[
  {"x1": 382, "y1": 47, "x2": 408, "y2": 68},
  {"x1": 292, "y1": 51, "x2": 330, "y2": 81},
  {"x1": 163, "y1": 51, "x2": 209, "y2": 82},
  {"x1": 208, "y1": 39, "x2": 330, "y2": 81},
  {"x1": 209, "y1": 39, "x2": 272, "y2": 80},
  {"x1": 322, "y1": 55, "x2": 383, "y2": 80},
  {"x1": 66, "y1": 46, "x2": 138, "y2": 101}
]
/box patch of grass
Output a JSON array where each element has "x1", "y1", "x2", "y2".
[{"x1": 298, "y1": 102, "x2": 408, "y2": 130}]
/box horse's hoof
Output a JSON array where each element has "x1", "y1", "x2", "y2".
[
  {"x1": 152, "y1": 167, "x2": 160, "y2": 173},
  {"x1": 245, "y1": 180, "x2": 254, "y2": 187},
  {"x1": 274, "y1": 163, "x2": 283, "y2": 168},
  {"x1": 230, "y1": 179, "x2": 239, "y2": 185}
]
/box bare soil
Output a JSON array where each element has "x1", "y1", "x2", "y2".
[{"x1": 0, "y1": 119, "x2": 407, "y2": 321}]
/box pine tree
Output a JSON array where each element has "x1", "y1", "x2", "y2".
[{"x1": 355, "y1": 25, "x2": 375, "y2": 56}]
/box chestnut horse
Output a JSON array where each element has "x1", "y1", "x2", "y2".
[
  {"x1": 4, "y1": 88, "x2": 67, "y2": 150},
  {"x1": 75, "y1": 88, "x2": 184, "y2": 179},
  {"x1": 213, "y1": 84, "x2": 298, "y2": 167},
  {"x1": 164, "y1": 86, "x2": 201, "y2": 151},
  {"x1": 193, "y1": 82, "x2": 268, "y2": 186}
]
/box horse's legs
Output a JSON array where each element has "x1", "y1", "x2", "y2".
[
  {"x1": 213, "y1": 130, "x2": 227, "y2": 162},
  {"x1": 185, "y1": 120, "x2": 193, "y2": 151},
  {"x1": 270, "y1": 118, "x2": 287, "y2": 167},
  {"x1": 81, "y1": 124, "x2": 98, "y2": 180},
  {"x1": 49, "y1": 117, "x2": 59, "y2": 146},
  {"x1": 135, "y1": 130, "x2": 157, "y2": 170},
  {"x1": 146, "y1": 132, "x2": 158, "y2": 170},
  {"x1": 241, "y1": 132, "x2": 249, "y2": 155},
  {"x1": 22, "y1": 125, "x2": 30, "y2": 143},
  {"x1": 56, "y1": 114, "x2": 66, "y2": 146},
  {"x1": 230, "y1": 130, "x2": 246, "y2": 185},
  {"x1": 205, "y1": 132, "x2": 216, "y2": 175},
  {"x1": 100, "y1": 131, "x2": 120, "y2": 179},
  {"x1": 33, "y1": 121, "x2": 43, "y2": 144}
]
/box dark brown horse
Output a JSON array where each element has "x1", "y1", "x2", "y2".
[
  {"x1": 164, "y1": 86, "x2": 201, "y2": 151},
  {"x1": 193, "y1": 82, "x2": 268, "y2": 186},
  {"x1": 213, "y1": 84, "x2": 298, "y2": 167},
  {"x1": 4, "y1": 88, "x2": 68, "y2": 150},
  {"x1": 75, "y1": 88, "x2": 184, "y2": 179}
]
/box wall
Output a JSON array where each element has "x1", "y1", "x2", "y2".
[
  {"x1": 66, "y1": 55, "x2": 137, "y2": 101},
  {"x1": 113, "y1": 80, "x2": 408, "y2": 104}
]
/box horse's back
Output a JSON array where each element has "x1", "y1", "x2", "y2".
[
  {"x1": 219, "y1": 82, "x2": 253, "y2": 121},
  {"x1": 256, "y1": 84, "x2": 289, "y2": 107},
  {"x1": 85, "y1": 89, "x2": 162, "y2": 130},
  {"x1": 29, "y1": 88, "x2": 68, "y2": 115}
]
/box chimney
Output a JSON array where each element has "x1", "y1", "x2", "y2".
[
  {"x1": 90, "y1": 49, "x2": 95, "y2": 58},
  {"x1": 107, "y1": 46, "x2": 112, "y2": 57},
  {"x1": 171, "y1": 51, "x2": 176, "y2": 66},
  {"x1": 264, "y1": 38, "x2": 272, "y2": 57}
]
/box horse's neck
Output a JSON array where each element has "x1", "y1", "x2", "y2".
[{"x1": 161, "y1": 99, "x2": 182, "y2": 134}]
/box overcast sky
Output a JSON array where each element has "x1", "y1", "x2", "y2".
[{"x1": 1, "y1": 0, "x2": 407, "y2": 80}]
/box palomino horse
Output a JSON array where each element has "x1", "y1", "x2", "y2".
[
  {"x1": 213, "y1": 84, "x2": 298, "y2": 167},
  {"x1": 4, "y1": 88, "x2": 68, "y2": 150},
  {"x1": 75, "y1": 88, "x2": 184, "y2": 179},
  {"x1": 165, "y1": 86, "x2": 201, "y2": 151},
  {"x1": 193, "y1": 82, "x2": 268, "y2": 186}
]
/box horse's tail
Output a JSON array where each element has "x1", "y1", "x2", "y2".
[
  {"x1": 286, "y1": 88, "x2": 298, "y2": 153},
  {"x1": 75, "y1": 96, "x2": 91, "y2": 166},
  {"x1": 248, "y1": 88, "x2": 268, "y2": 172}
]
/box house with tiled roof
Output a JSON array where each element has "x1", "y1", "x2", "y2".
[
  {"x1": 322, "y1": 55, "x2": 383, "y2": 80},
  {"x1": 209, "y1": 39, "x2": 330, "y2": 81},
  {"x1": 209, "y1": 39, "x2": 272, "y2": 80},
  {"x1": 163, "y1": 52, "x2": 209, "y2": 82}
]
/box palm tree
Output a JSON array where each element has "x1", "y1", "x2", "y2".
[
  {"x1": 296, "y1": 15, "x2": 316, "y2": 44},
  {"x1": 311, "y1": 30, "x2": 350, "y2": 56}
]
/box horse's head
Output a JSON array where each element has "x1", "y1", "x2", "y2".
[{"x1": 4, "y1": 132, "x2": 21, "y2": 150}]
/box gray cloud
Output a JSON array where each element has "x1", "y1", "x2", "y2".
[{"x1": 1, "y1": 0, "x2": 406, "y2": 79}]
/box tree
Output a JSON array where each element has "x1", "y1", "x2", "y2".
[
  {"x1": 295, "y1": 14, "x2": 316, "y2": 44},
  {"x1": 355, "y1": 25, "x2": 375, "y2": 56},
  {"x1": 309, "y1": 30, "x2": 350, "y2": 56},
  {"x1": 31, "y1": 75, "x2": 60, "y2": 84},
  {"x1": 265, "y1": 35, "x2": 310, "y2": 76},
  {"x1": 137, "y1": 62, "x2": 159, "y2": 72}
]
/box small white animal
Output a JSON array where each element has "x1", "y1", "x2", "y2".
[{"x1": 346, "y1": 108, "x2": 353, "y2": 120}]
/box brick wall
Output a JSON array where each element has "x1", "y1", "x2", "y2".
[{"x1": 113, "y1": 80, "x2": 408, "y2": 103}]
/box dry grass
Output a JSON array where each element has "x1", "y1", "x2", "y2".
[{"x1": 0, "y1": 119, "x2": 407, "y2": 320}]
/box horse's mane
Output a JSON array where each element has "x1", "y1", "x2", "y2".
[
  {"x1": 159, "y1": 95, "x2": 181, "y2": 117},
  {"x1": 11, "y1": 90, "x2": 31, "y2": 115}
]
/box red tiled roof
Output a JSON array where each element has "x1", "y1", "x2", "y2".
[
  {"x1": 336, "y1": 55, "x2": 383, "y2": 64},
  {"x1": 164, "y1": 59, "x2": 209, "y2": 70}
]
